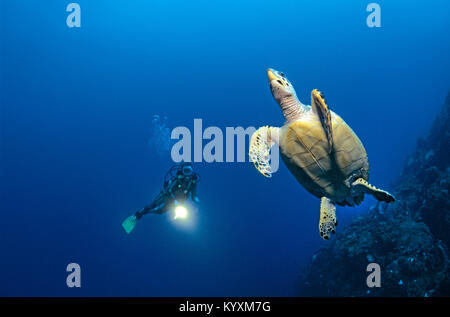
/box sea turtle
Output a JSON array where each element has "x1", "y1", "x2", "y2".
[{"x1": 249, "y1": 68, "x2": 395, "y2": 240}]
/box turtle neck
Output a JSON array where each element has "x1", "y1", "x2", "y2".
[{"x1": 279, "y1": 94, "x2": 304, "y2": 123}]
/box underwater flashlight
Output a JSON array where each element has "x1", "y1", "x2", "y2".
[{"x1": 174, "y1": 205, "x2": 188, "y2": 220}]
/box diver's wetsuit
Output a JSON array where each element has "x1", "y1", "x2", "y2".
[{"x1": 135, "y1": 166, "x2": 199, "y2": 219}]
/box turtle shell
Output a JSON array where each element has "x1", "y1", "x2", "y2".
[{"x1": 279, "y1": 111, "x2": 369, "y2": 206}]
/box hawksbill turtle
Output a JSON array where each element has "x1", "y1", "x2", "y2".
[{"x1": 249, "y1": 68, "x2": 395, "y2": 240}]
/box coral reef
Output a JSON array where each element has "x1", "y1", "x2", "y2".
[{"x1": 298, "y1": 92, "x2": 450, "y2": 296}]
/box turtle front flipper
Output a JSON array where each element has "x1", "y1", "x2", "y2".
[
  {"x1": 249, "y1": 126, "x2": 279, "y2": 177},
  {"x1": 352, "y1": 178, "x2": 396, "y2": 203},
  {"x1": 319, "y1": 197, "x2": 337, "y2": 240},
  {"x1": 311, "y1": 89, "x2": 333, "y2": 152}
]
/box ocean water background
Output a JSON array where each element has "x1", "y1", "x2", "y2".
[{"x1": 1, "y1": 0, "x2": 449, "y2": 296}]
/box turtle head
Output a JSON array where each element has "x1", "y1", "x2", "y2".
[
  {"x1": 267, "y1": 68, "x2": 303, "y2": 122},
  {"x1": 267, "y1": 68, "x2": 297, "y2": 104}
]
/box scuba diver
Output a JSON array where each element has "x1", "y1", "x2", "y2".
[{"x1": 121, "y1": 163, "x2": 200, "y2": 234}]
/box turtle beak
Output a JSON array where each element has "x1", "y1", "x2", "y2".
[{"x1": 267, "y1": 68, "x2": 278, "y2": 82}]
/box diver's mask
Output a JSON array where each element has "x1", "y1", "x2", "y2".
[{"x1": 182, "y1": 165, "x2": 193, "y2": 176}]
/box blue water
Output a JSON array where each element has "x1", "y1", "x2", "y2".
[{"x1": 1, "y1": 0, "x2": 449, "y2": 296}]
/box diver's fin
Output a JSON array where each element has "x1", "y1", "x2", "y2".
[
  {"x1": 311, "y1": 89, "x2": 333, "y2": 152},
  {"x1": 249, "y1": 126, "x2": 279, "y2": 178},
  {"x1": 352, "y1": 178, "x2": 396, "y2": 203},
  {"x1": 319, "y1": 197, "x2": 337, "y2": 240},
  {"x1": 122, "y1": 215, "x2": 138, "y2": 234}
]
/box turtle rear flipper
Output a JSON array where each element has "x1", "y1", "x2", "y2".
[
  {"x1": 352, "y1": 178, "x2": 396, "y2": 203},
  {"x1": 249, "y1": 126, "x2": 279, "y2": 177},
  {"x1": 319, "y1": 197, "x2": 337, "y2": 240},
  {"x1": 311, "y1": 89, "x2": 333, "y2": 152}
]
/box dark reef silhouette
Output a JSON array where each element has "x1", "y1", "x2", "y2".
[{"x1": 298, "y1": 92, "x2": 450, "y2": 297}]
